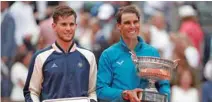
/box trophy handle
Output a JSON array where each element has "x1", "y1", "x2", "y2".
[
  {"x1": 130, "y1": 51, "x2": 138, "y2": 64},
  {"x1": 173, "y1": 59, "x2": 180, "y2": 69}
]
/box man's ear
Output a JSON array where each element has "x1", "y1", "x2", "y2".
[
  {"x1": 52, "y1": 23, "x2": 56, "y2": 31},
  {"x1": 117, "y1": 23, "x2": 121, "y2": 30}
]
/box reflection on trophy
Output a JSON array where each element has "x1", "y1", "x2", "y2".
[{"x1": 130, "y1": 51, "x2": 178, "y2": 102}]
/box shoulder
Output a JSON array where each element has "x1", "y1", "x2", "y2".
[
  {"x1": 76, "y1": 47, "x2": 95, "y2": 57},
  {"x1": 102, "y1": 43, "x2": 120, "y2": 54},
  {"x1": 11, "y1": 62, "x2": 24, "y2": 71},
  {"x1": 99, "y1": 43, "x2": 122, "y2": 61},
  {"x1": 76, "y1": 47, "x2": 95, "y2": 62},
  {"x1": 2, "y1": 12, "x2": 14, "y2": 24},
  {"x1": 33, "y1": 46, "x2": 54, "y2": 60},
  {"x1": 4, "y1": 12, "x2": 13, "y2": 19}
]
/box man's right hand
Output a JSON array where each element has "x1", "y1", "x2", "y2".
[{"x1": 122, "y1": 88, "x2": 143, "y2": 102}]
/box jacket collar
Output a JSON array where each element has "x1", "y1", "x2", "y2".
[
  {"x1": 119, "y1": 36, "x2": 144, "y2": 52},
  {"x1": 52, "y1": 42, "x2": 76, "y2": 53}
]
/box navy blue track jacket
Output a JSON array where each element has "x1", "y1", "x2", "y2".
[{"x1": 23, "y1": 42, "x2": 97, "y2": 102}]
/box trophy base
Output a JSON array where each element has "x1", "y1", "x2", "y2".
[{"x1": 141, "y1": 91, "x2": 167, "y2": 102}]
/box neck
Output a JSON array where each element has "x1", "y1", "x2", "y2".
[
  {"x1": 180, "y1": 85, "x2": 190, "y2": 91},
  {"x1": 56, "y1": 39, "x2": 73, "y2": 53},
  {"x1": 22, "y1": 59, "x2": 29, "y2": 68},
  {"x1": 123, "y1": 37, "x2": 138, "y2": 51}
]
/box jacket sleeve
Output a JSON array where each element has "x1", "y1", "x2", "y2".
[
  {"x1": 96, "y1": 51, "x2": 123, "y2": 101},
  {"x1": 23, "y1": 52, "x2": 43, "y2": 102},
  {"x1": 88, "y1": 53, "x2": 97, "y2": 101}
]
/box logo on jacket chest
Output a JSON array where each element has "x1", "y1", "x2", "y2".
[
  {"x1": 51, "y1": 63, "x2": 58, "y2": 68},
  {"x1": 77, "y1": 62, "x2": 83, "y2": 68},
  {"x1": 116, "y1": 60, "x2": 124, "y2": 65}
]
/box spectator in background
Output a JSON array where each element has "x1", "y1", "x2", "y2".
[
  {"x1": 140, "y1": 23, "x2": 151, "y2": 44},
  {"x1": 143, "y1": 1, "x2": 167, "y2": 22},
  {"x1": 1, "y1": 60, "x2": 10, "y2": 102},
  {"x1": 10, "y1": 1, "x2": 40, "y2": 52},
  {"x1": 1, "y1": 1, "x2": 16, "y2": 102},
  {"x1": 75, "y1": 11, "x2": 93, "y2": 50},
  {"x1": 32, "y1": 1, "x2": 60, "y2": 23},
  {"x1": 108, "y1": 27, "x2": 121, "y2": 46},
  {"x1": 97, "y1": 3, "x2": 116, "y2": 41},
  {"x1": 38, "y1": 1, "x2": 59, "y2": 49},
  {"x1": 178, "y1": 5, "x2": 204, "y2": 63},
  {"x1": 202, "y1": 60, "x2": 212, "y2": 102},
  {"x1": 172, "y1": 68, "x2": 199, "y2": 102},
  {"x1": 31, "y1": 1, "x2": 47, "y2": 24},
  {"x1": 142, "y1": 1, "x2": 175, "y2": 32},
  {"x1": 1, "y1": 1, "x2": 17, "y2": 69},
  {"x1": 149, "y1": 11, "x2": 173, "y2": 59},
  {"x1": 10, "y1": 50, "x2": 33, "y2": 102},
  {"x1": 170, "y1": 33, "x2": 199, "y2": 70},
  {"x1": 89, "y1": 17, "x2": 109, "y2": 64},
  {"x1": 65, "y1": 1, "x2": 84, "y2": 21}
]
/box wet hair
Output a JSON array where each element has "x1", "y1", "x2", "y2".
[
  {"x1": 52, "y1": 5, "x2": 77, "y2": 23},
  {"x1": 116, "y1": 5, "x2": 140, "y2": 24}
]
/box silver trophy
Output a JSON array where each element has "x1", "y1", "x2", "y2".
[{"x1": 130, "y1": 51, "x2": 178, "y2": 102}]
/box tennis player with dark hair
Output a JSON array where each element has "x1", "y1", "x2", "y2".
[{"x1": 97, "y1": 5, "x2": 170, "y2": 102}]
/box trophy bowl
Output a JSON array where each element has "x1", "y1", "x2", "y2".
[
  {"x1": 130, "y1": 52, "x2": 178, "y2": 102},
  {"x1": 135, "y1": 56, "x2": 177, "y2": 81}
]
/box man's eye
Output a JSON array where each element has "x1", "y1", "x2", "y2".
[
  {"x1": 61, "y1": 23, "x2": 67, "y2": 26},
  {"x1": 124, "y1": 22, "x2": 130, "y2": 25},
  {"x1": 134, "y1": 21, "x2": 139, "y2": 24},
  {"x1": 70, "y1": 23, "x2": 75, "y2": 26}
]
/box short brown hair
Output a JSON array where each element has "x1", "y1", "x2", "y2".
[
  {"x1": 52, "y1": 5, "x2": 77, "y2": 23},
  {"x1": 116, "y1": 5, "x2": 140, "y2": 24}
]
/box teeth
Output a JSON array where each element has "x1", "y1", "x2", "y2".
[{"x1": 129, "y1": 31, "x2": 135, "y2": 33}]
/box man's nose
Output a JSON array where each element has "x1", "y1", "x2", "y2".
[
  {"x1": 65, "y1": 25, "x2": 72, "y2": 31},
  {"x1": 130, "y1": 23, "x2": 136, "y2": 29}
]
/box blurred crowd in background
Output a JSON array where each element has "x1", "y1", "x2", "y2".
[{"x1": 1, "y1": 1, "x2": 212, "y2": 102}]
